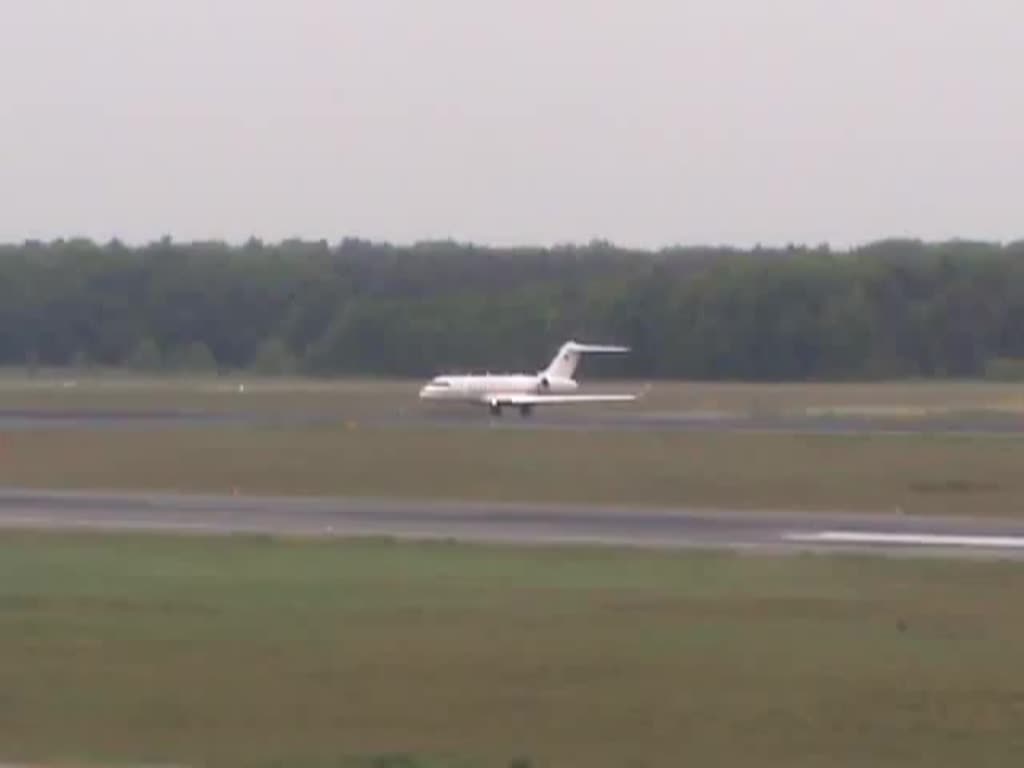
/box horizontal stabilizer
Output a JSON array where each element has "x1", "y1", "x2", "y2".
[
  {"x1": 564, "y1": 342, "x2": 630, "y2": 354},
  {"x1": 543, "y1": 340, "x2": 630, "y2": 379}
]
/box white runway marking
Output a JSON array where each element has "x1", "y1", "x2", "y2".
[{"x1": 786, "y1": 531, "x2": 1024, "y2": 549}]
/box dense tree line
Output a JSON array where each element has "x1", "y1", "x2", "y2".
[{"x1": 1, "y1": 237, "x2": 1023, "y2": 380}]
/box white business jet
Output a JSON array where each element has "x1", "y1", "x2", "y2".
[{"x1": 418, "y1": 340, "x2": 637, "y2": 416}]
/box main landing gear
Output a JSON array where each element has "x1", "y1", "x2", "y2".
[{"x1": 487, "y1": 402, "x2": 534, "y2": 418}]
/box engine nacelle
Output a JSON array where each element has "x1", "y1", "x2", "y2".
[{"x1": 536, "y1": 376, "x2": 577, "y2": 394}]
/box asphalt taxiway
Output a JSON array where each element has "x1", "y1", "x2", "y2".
[{"x1": 2, "y1": 488, "x2": 1024, "y2": 560}]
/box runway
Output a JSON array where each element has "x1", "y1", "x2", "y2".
[
  {"x1": 2, "y1": 407, "x2": 1024, "y2": 436},
  {"x1": 3, "y1": 488, "x2": 1024, "y2": 559}
]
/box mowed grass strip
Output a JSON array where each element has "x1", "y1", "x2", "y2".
[
  {"x1": 2, "y1": 533, "x2": 1024, "y2": 767},
  {"x1": 1, "y1": 427, "x2": 1023, "y2": 516}
]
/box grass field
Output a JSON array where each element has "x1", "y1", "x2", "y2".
[
  {"x1": 2, "y1": 532, "x2": 1024, "y2": 767},
  {"x1": 2, "y1": 374, "x2": 1023, "y2": 517},
  {"x1": 2, "y1": 427, "x2": 1024, "y2": 517}
]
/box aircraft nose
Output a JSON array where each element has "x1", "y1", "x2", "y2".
[{"x1": 418, "y1": 385, "x2": 432, "y2": 399}]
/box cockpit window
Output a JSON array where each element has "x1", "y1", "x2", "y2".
[{"x1": 430, "y1": 378, "x2": 451, "y2": 388}]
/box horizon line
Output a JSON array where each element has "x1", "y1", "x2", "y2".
[{"x1": 3, "y1": 234, "x2": 1022, "y2": 252}]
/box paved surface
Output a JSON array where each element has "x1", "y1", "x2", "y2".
[
  {"x1": 0, "y1": 409, "x2": 322, "y2": 430},
  {"x1": 401, "y1": 409, "x2": 1024, "y2": 435},
  {"x1": 3, "y1": 488, "x2": 1024, "y2": 559},
  {"x1": 2, "y1": 407, "x2": 1024, "y2": 435}
]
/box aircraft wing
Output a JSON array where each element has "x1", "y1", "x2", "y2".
[{"x1": 489, "y1": 393, "x2": 637, "y2": 406}]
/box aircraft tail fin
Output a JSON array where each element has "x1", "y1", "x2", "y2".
[{"x1": 542, "y1": 340, "x2": 630, "y2": 380}]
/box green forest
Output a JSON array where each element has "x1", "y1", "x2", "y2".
[{"x1": 2, "y1": 237, "x2": 1023, "y2": 380}]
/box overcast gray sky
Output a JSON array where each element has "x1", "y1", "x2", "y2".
[{"x1": 1, "y1": 0, "x2": 1021, "y2": 248}]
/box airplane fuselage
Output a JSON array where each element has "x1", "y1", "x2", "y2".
[{"x1": 419, "y1": 374, "x2": 578, "y2": 403}]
